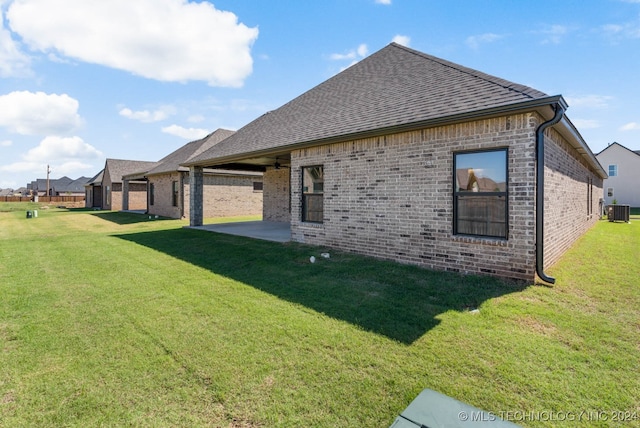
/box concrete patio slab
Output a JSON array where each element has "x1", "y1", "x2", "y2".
[{"x1": 189, "y1": 220, "x2": 291, "y2": 243}]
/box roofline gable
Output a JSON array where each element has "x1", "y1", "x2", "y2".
[{"x1": 595, "y1": 141, "x2": 640, "y2": 159}]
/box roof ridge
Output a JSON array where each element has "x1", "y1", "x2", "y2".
[
  {"x1": 389, "y1": 42, "x2": 546, "y2": 99},
  {"x1": 596, "y1": 141, "x2": 640, "y2": 157}
]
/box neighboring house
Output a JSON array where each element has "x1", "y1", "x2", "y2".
[
  {"x1": 101, "y1": 159, "x2": 158, "y2": 211},
  {"x1": 52, "y1": 176, "x2": 90, "y2": 196},
  {"x1": 49, "y1": 176, "x2": 73, "y2": 195},
  {"x1": 595, "y1": 142, "x2": 640, "y2": 207},
  {"x1": 85, "y1": 170, "x2": 104, "y2": 208},
  {"x1": 122, "y1": 129, "x2": 263, "y2": 219},
  {"x1": 29, "y1": 179, "x2": 51, "y2": 196},
  {"x1": 14, "y1": 187, "x2": 29, "y2": 196},
  {"x1": 184, "y1": 43, "x2": 606, "y2": 283},
  {"x1": 28, "y1": 177, "x2": 87, "y2": 197}
]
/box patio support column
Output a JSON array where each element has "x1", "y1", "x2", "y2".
[
  {"x1": 189, "y1": 166, "x2": 204, "y2": 226},
  {"x1": 122, "y1": 179, "x2": 129, "y2": 211}
]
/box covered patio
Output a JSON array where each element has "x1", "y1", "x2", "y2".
[{"x1": 189, "y1": 220, "x2": 291, "y2": 243}]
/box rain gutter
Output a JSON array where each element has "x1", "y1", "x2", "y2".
[{"x1": 535, "y1": 100, "x2": 567, "y2": 284}]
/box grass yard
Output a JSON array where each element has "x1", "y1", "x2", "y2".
[{"x1": 0, "y1": 203, "x2": 638, "y2": 427}]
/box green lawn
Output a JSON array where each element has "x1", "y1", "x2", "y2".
[{"x1": 1, "y1": 204, "x2": 638, "y2": 427}]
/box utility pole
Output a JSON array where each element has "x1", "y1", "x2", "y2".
[{"x1": 46, "y1": 164, "x2": 51, "y2": 197}]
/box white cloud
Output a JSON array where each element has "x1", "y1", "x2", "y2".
[
  {"x1": 330, "y1": 44, "x2": 369, "y2": 70},
  {"x1": 161, "y1": 124, "x2": 210, "y2": 140},
  {"x1": 0, "y1": 161, "x2": 41, "y2": 173},
  {"x1": 537, "y1": 25, "x2": 570, "y2": 44},
  {"x1": 392, "y1": 35, "x2": 410, "y2": 47},
  {"x1": 0, "y1": 140, "x2": 12, "y2": 147},
  {"x1": 0, "y1": 136, "x2": 101, "y2": 178},
  {"x1": 0, "y1": 91, "x2": 82, "y2": 135},
  {"x1": 51, "y1": 160, "x2": 96, "y2": 175},
  {"x1": 375, "y1": 0, "x2": 392, "y2": 4},
  {"x1": 24, "y1": 136, "x2": 103, "y2": 162},
  {"x1": 565, "y1": 95, "x2": 614, "y2": 109},
  {"x1": 119, "y1": 106, "x2": 175, "y2": 123},
  {"x1": 601, "y1": 19, "x2": 640, "y2": 39},
  {"x1": 0, "y1": 8, "x2": 32, "y2": 77},
  {"x1": 620, "y1": 122, "x2": 640, "y2": 131},
  {"x1": 0, "y1": 160, "x2": 94, "y2": 177},
  {"x1": 6, "y1": 0, "x2": 259, "y2": 87},
  {"x1": 571, "y1": 119, "x2": 601, "y2": 129},
  {"x1": 330, "y1": 43, "x2": 368, "y2": 61},
  {"x1": 466, "y1": 33, "x2": 503, "y2": 50}
]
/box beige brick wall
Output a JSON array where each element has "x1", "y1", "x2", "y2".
[
  {"x1": 542, "y1": 125, "x2": 603, "y2": 269},
  {"x1": 291, "y1": 114, "x2": 539, "y2": 281},
  {"x1": 182, "y1": 172, "x2": 263, "y2": 219},
  {"x1": 148, "y1": 173, "x2": 182, "y2": 218},
  {"x1": 285, "y1": 113, "x2": 603, "y2": 281},
  {"x1": 263, "y1": 167, "x2": 290, "y2": 222},
  {"x1": 102, "y1": 167, "x2": 114, "y2": 210},
  {"x1": 126, "y1": 182, "x2": 148, "y2": 211}
]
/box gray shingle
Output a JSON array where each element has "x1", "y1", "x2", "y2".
[
  {"x1": 145, "y1": 129, "x2": 235, "y2": 176},
  {"x1": 188, "y1": 43, "x2": 551, "y2": 166},
  {"x1": 106, "y1": 159, "x2": 158, "y2": 182}
]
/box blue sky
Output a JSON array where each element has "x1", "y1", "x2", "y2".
[{"x1": 1, "y1": 0, "x2": 639, "y2": 189}]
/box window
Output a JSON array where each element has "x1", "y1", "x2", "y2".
[
  {"x1": 253, "y1": 181, "x2": 263, "y2": 192},
  {"x1": 149, "y1": 183, "x2": 155, "y2": 206},
  {"x1": 172, "y1": 181, "x2": 179, "y2": 207},
  {"x1": 608, "y1": 164, "x2": 618, "y2": 177},
  {"x1": 454, "y1": 149, "x2": 508, "y2": 238},
  {"x1": 607, "y1": 187, "x2": 614, "y2": 198},
  {"x1": 302, "y1": 166, "x2": 324, "y2": 223}
]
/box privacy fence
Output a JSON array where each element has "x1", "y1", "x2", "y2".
[{"x1": 1, "y1": 196, "x2": 85, "y2": 204}]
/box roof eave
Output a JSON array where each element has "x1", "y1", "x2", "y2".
[
  {"x1": 185, "y1": 96, "x2": 566, "y2": 168},
  {"x1": 556, "y1": 117, "x2": 607, "y2": 179}
]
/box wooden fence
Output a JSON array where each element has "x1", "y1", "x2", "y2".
[{"x1": 1, "y1": 196, "x2": 85, "y2": 203}]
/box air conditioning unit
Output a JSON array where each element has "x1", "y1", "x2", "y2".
[{"x1": 607, "y1": 204, "x2": 630, "y2": 222}]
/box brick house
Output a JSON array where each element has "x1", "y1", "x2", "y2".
[
  {"x1": 122, "y1": 129, "x2": 263, "y2": 219},
  {"x1": 595, "y1": 142, "x2": 640, "y2": 207},
  {"x1": 184, "y1": 43, "x2": 606, "y2": 283},
  {"x1": 100, "y1": 158, "x2": 158, "y2": 211},
  {"x1": 84, "y1": 169, "x2": 103, "y2": 208}
]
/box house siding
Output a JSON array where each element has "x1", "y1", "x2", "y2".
[
  {"x1": 543, "y1": 126, "x2": 603, "y2": 269},
  {"x1": 263, "y1": 168, "x2": 290, "y2": 222},
  {"x1": 595, "y1": 144, "x2": 640, "y2": 207},
  {"x1": 181, "y1": 173, "x2": 263, "y2": 219},
  {"x1": 290, "y1": 114, "x2": 540, "y2": 281}
]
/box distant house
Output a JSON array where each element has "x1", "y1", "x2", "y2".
[
  {"x1": 28, "y1": 176, "x2": 88, "y2": 197},
  {"x1": 52, "y1": 176, "x2": 90, "y2": 196},
  {"x1": 14, "y1": 187, "x2": 29, "y2": 196},
  {"x1": 595, "y1": 142, "x2": 640, "y2": 207},
  {"x1": 184, "y1": 43, "x2": 606, "y2": 283},
  {"x1": 100, "y1": 159, "x2": 158, "y2": 211},
  {"x1": 122, "y1": 129, "x2": 263, "y2": 219},
  {"x1": 29, "y1": 179, "x2": 50, "y2": 196},
  {"x1": 85, "y1": 170, "x2": 104, "y2": 209}
]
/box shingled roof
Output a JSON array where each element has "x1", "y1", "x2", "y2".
[
  {"x1": 105, "y1": 159, "x2": 158, "y2": 183},
  {"x1": 145, "y1": 129, "x2": 235, "y2": 176},
  {"x1": 186, "y1": 43, "x2": 555, "y2": 167},
  {"x1": 86, "y1": 169, "x2": 104, "y2": 186}
]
